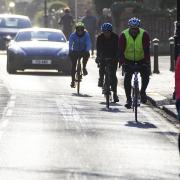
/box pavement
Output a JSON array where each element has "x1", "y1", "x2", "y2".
[{"x1": 142, "y1": 56, "x2": 177, "y2": 119}]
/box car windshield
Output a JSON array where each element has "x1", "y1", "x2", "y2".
[
  {"x1": 0, "y1": 17, "x2": 31, "y2": 28},
  {"x1": 15, "y1": 31, "x2": 66, "y2": 42}
]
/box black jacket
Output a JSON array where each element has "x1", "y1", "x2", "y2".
[{"x1": 96, "y1": 32, "x2": 119, "y2": 61}]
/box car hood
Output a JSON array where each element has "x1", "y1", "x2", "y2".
[{"x1": 14, "y1": 41, "x2": 68, "y2": 55}]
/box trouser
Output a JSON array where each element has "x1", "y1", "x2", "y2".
[
  {"x1": 69, "y1": 51, "x2": 90, "y2": 82},
  {"x1": 99, "y1": 61, "x2": 118, "y2": 93},
  {"x1": 124, "y1": 62, "x2": 150, "y2": 102},
  {"x1": 63, "y1": 28, "x2": 72, "y2": 40},
  {"x1": 89, "y1": 32, "x2": 96, "y2": 53}
]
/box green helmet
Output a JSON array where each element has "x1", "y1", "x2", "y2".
[{"x1": 75, "y1": 22, "x2": 85, "y2": 28}]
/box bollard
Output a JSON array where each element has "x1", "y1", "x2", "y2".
[
  {"x1": 152, "y1": 38, "x2": 160, "y2": 74},
  {"x1": 169, "y1": 37, "x2": 175, "y2": 71}
]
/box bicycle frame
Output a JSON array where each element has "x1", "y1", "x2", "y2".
[{"x1": 75, "y1": 57, "x2": 83, "y2": 95}]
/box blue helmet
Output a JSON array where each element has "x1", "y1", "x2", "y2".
[
  {"x1": 101, "y1": 23, "x2": 113, "y2": 32},
  {"x1": 128, "y1": 17, "x2": 141, "y2": 28}
]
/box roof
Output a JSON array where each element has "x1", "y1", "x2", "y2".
[
  {"x1": 18, "y1": 27, "x2": 63, "y2": 33},
  {"x1": 0, "y1": 14, "x2": 30, "y2": 20}
]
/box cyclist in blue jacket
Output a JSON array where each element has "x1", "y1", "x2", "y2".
[{"x1": 69, "y1": 22, "x2": 91, "y2": 88}]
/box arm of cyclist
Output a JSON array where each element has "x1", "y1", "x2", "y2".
[
  {"x1": 118, "y1": 33, "x2": 126, "y2": 67},
  {"x1": 141, "y1": 31, "x2": 151, "y2": 67},
  {"x1": 95, "y1": 35, "x2": 103, "y2": 67}
]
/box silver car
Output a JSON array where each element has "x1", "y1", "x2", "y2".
[{"x1": 0, "y1": 14, "x2": 32, "y2": 50}]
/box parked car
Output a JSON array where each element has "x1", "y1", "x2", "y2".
[
  {"x1": 0, "y1": 14, "x2": 32, "y2": 50},
  {"x1": 7, "y1": 27, "x2": 71, "y2": 74}
]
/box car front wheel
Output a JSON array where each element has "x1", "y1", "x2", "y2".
[{"x1": 7, "y1": 59, "x2": 16, "y2": 74}]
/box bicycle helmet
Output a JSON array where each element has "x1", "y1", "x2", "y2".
[
  {"x1": 128, "y1": 17, "x2": 141, "y2": 28},
  {"x1": 101, "y1": 23, "x2": 113, "y2": 32},
  {"x1": 75, "y1": 22, "x2": 85, "y2": 29}
]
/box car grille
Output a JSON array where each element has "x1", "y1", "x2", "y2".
[{"x1": 28, "y1": 56, "x2": 54, "y2": 61}]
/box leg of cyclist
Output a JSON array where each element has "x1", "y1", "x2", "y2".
[
  {"x1": 124, "y1": 65, "x2": 133, "y2": 108},
  {"x1": 98, "y1": 62, "x2": 105, "y2": 87},
  {"x1": 110, "y1": 62, "x2": 119, "y2": 102},
  {"x1": 139, "y1": 64, "x2": 150, "y2": 103},
  {"x1": 69, "y1": 51, "x2": 78, "y2": 88},
  {"x1": 82, "y1": 51, "x2": 90, "y2": 76}
]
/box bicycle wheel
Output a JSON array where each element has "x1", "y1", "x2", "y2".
[
  {"x1": 105, "y1": 69, "x2": 111, "y2": 109},
  {"x1": 178, "y1": 133, "x2": 180, "y2": 155},
  {"x1": 135, "y1": 86, "x2": 140, "y2": 122},
  {"x1": 132, "y1": 86, "x2": 138, "y2": 122},
  {"x1": 76, "y1": 59, "x2": 81, "y2": 95}
]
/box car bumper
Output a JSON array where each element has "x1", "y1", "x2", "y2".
[{"x1": 9, "y1": 55, "x2": 72, "y2": 72}]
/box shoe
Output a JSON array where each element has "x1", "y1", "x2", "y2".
[
  {"x1": 98, "y1": 79, "x2": 104, "y2": 87},
  {"x1": 83, "y1": 68, "x2": 88, "y2": 76},
  {"x1": 141, "y1": 93, "x2": 147, "y2": 103},
  {"x1": 113, "y1": 94, "x2": 119, "y2": 103},
  {"x1": 125, "y1": 100, "x2": 132, "y2": 109},
  {"x1": 70, "y1": 81, "x2": 75, "y2": 88}
]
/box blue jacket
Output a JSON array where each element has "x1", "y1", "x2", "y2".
[{"x1": 69, "y1": 31, "x2": 91, "y2": 52}]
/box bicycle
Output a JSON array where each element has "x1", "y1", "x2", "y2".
[
  {"x1": 103, "y1": 58, "x2": 113, "y2": 109},
  {"x1": 75, "y1": 55, "x2": 83, "y2": 95},
  {"x1": 131, "y1": 63, "x2": 141, "y2": 122}
]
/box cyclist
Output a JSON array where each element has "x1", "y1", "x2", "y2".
[
  {"x1": 96, "y1": 23, "x2": 119, "y2": 102},
  {"x1": 119, "y1": 17, "x2": 150, "y2": 109},
  {"x1": 69, "y1": 22, "x2": 91, "y2": 88},
  {"x1": 58, "y1": 7, "x2": 74, "y2": 39}
]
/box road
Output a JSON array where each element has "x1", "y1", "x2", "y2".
[{"x1": 0, "y1": 52, "x2": 179, "y2": 180}]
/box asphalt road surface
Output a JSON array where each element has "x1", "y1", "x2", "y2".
[{"x1": 0, "y1": 52, "x2": 179, "y2": 180}]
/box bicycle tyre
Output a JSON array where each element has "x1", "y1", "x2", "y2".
[
  {"x1": 134, "y1": 86, "x2": 139, "y2": 122},
  {"x1": 105, "y1": 70, "x2": 111, "y2": 109},
  {"x1": 178, "y1": 133, "x2": 180, "y2": 155},
  {"x1": 77, "y1": 59, "x2": 81, "y2": 95}
]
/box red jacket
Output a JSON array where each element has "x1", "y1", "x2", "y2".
[{"x1": 175, "y1": 55, "x2": 180, "y2": 99}]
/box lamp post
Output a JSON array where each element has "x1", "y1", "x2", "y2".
[
  {"x1": 174, "y1": 0, "x2": 180, "y2": 61},
  {"x1": 75, "y1": 0, "x2": 77, "y2": 22},
  {"x1": 44, "y1": 0, "x2": 48, "y2": 27}
]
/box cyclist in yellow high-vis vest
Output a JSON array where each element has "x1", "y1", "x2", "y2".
[{"x1": 119, "y1": 17, "x2": 151, "y2": 109}]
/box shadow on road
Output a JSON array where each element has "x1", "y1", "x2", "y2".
[
  {"x1": 100, "y1": 102, "x2": 123, "y2": 106},
  {"x1": 125, "y1": 120, "x2": 157, "y2": 129},
  {"x1": 154, "y1": 131, "x2": 178, "y2": 137},
  {"x1": 100, "y1": 107, "x2": 125, "y2": 113},
  {"x1": 72, "y1": 93, "x2": 92, "y2": 98}
]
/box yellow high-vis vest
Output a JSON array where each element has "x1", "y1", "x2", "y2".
[{"x1": 123, "y1": 28, "x2": 145, "y2": 61}]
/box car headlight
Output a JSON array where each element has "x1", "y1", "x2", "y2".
[
  {"x1": 9, "y1": 46, "x2": 26, "y2": 56},
  {"x1": 57, "y1": 49, "x2": 68, "y2": 59}
]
